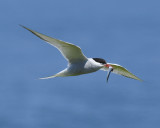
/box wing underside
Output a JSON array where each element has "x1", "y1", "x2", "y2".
[
  {"x1": 21, "y1": 25, "x2": 87, "y2": 63},
  {"x1": 102, "y1": 63, "x2": 142, "y2": 81}
]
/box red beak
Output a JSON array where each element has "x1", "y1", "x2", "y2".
[{"x1": 105, "y1": 64, "x2": 112, "y2": 68}]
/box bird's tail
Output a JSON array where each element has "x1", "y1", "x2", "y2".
[
  {"x1": 39, "y1": 74, "x2": 57, "y2": 79},
  {"x1": 39, "y1": 69, "x2": 68, "y2": 79}
]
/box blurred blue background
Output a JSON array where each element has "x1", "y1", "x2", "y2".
[{"x1": 0, "y1": 0, "x2": 160, "y2": 128}]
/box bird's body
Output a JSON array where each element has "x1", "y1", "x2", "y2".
[
  {"x1": 21, "y1": 25, "x2": 142, "y2": 82},
  {"x1": 47, "y1": 58, "x2": 103, "y2": 78},
  {"x1": 67, "y1": 58, "x2": 103, "y2": 76}
]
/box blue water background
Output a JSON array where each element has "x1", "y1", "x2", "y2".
[{"x1": 0, "y1": 0, "x2": 160, "y2": 128}]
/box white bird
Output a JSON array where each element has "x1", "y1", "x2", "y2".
[{"x1": 21, "y1": 25, "x2": 142, "y2": 82}]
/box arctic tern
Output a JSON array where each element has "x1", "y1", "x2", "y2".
[{"x1": 21, "y1": 25, "x2": 141, "y2": 82}]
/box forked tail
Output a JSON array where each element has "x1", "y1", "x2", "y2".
[
  {"x1": 39, "y1": 69, "x2": 68, "y2": 79},
  {"x1": 39, "y1": 74, "x2": 57, "y2": 79}
]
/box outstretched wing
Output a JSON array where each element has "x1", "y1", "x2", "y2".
[
  {"x1": 21, "y1": 25, "x2": 87, "y2": 63},
  {"x1": 102, "y1": 63, "x2": 142, "y2": 81}
]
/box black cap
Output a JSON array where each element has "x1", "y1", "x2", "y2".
[{"x1": 92, "y1": 58, "x2": 106, "y2": 64}]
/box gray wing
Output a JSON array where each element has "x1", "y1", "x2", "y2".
[
  {"x1": 102, "y1": 63, "x2": 142, "y2": 81},
  {"x1": 21, "y1": 25, "x2": 87, "y2": 63}
]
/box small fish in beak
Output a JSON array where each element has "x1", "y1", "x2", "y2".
[
  {"x1": 104, "y1": 64, "x2": 113, "y2": 83},
  {"x1": 106, "y1": 66, "x2": 113, "y2": 82}
]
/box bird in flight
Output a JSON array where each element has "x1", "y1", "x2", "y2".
[{"x1": 21, "y1": 25, "x2": 142, "y2": 82}]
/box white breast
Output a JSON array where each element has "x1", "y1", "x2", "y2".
[{"x1": 67, "y1": 58, "x2": 103, "y2": 76}]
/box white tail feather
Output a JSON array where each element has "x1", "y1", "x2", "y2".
[{"x1": 39, "y1": 75, "x2": 57, "y2": 79}]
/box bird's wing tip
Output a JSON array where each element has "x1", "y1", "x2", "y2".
[
  {"x1": 19, "y1": 24, "x2": 26, "y2": 28},
  {"x1": 19, "y1": 25, "x2": 32, "y2": 31},
  {"x1": 138, "y1": 78, "x2": 143, "y2": 82}
]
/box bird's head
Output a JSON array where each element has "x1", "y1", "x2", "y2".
[{"x1": 92, "y1": 58, "x2": 113, "y2": 82}]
